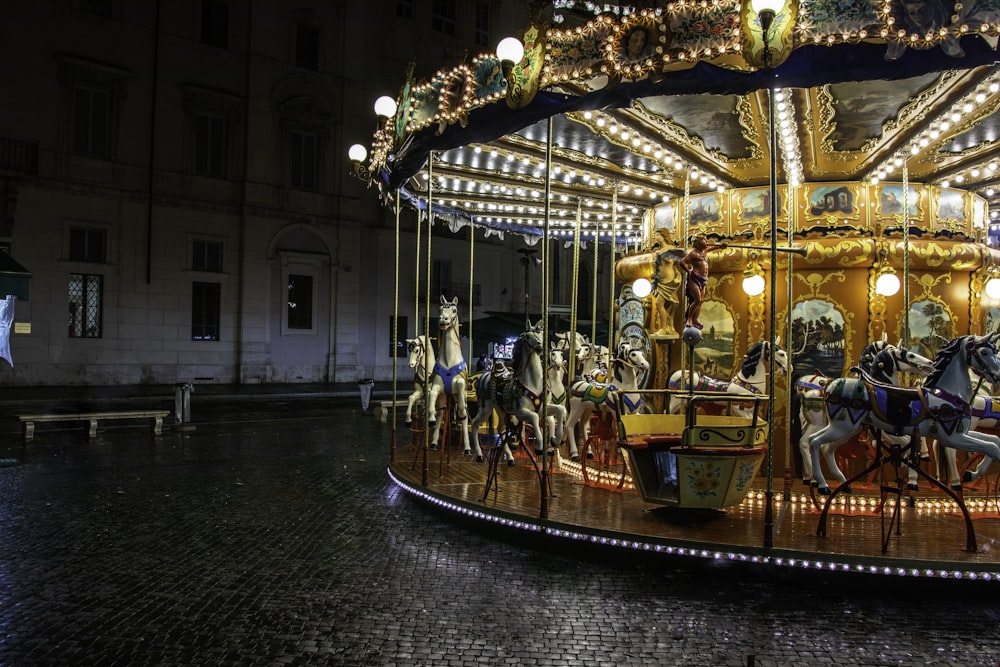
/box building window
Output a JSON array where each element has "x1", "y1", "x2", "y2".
[
  {"x1": 390, "y1": 315, "x2": 408, "y2": 357},
  {"x1": 195, "y1": 112, "x2": 227, "y2": 177},
  {"x1": 73, "y1": 86, "x2": 111, "y2": 158},
  {"x1": 397, "y1": 0, "x2": 414, "y2": 20},
  {"x1": 287, "y1": 274, "x2": 313, "y2": 330},
  {"x1": 68, "y1": 273, "x2": 102, "y2": 338},
  {"x1": 474, "y1": 0, "x2": 490, "y2": 47},
  {"x1": 295, "y1": 24, "x2": 320, "y2": 70},
  {"x1": 192, "y1": 282, "x2": 221, "y2": 341},
  {"x1": 69, "y1": 227, "x2": 107, "y2": 263},
  {"x1": 79, "y1": 0, "x2": 112, "y2": 18},
  {"x1": 57, "y1": 55, "x2": 129, "y2": 161},
  {"x1": 201, "y1": 0, "x2": 229, "y2": 48},
  {"x1": 432, "y1": 0, "x2": 457, "y2": 36},
  {"x1": 290, "y1": 131, "x2": 318, "y2": 190},
  {"x1": 193, "y1": 240, "x2": 223, "y2": 272}
]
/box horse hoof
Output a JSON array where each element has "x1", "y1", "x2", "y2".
[
  {"x1": 535, "y1": 448, "x2": 544, "y2": 456},
  {"x1": 463, "y1": 449, "x2": 472, "y2": 456},
  {"x1": 429, "y1": 445, "x2": 439, "y2": 451},
  {"x1": 572, "y1": 455, "x2": 581, "y2": 463},
  {"x1": 951, "y1": 484, "x2": 964, "y2": 492},
  {"x1": 476, "y1": 455, "x2": 484, "y2": 463},
  {"x1": 507, "y1": 459, "x2": 515, "y2": 467},
  {"x1": 818, "y1": 486, "x2": 832, "y2": 496},
  {"x1": 962, "y1": 470, "x2": 975, "y2": 483},
  {"x1": 586, "y1": 452, "x2": 595, "y2": 460},
  {"x1": 802, "y1": 478, "x2": 812, "y2": 486},
  {"x1": 906, "y1": 483, "x2": 919, "y2": 491}
]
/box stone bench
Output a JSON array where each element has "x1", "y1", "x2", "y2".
[
  {"x1": 373, "y1": 399, "x2": 409, "y2": 423},
  {"x1": 19, "y1": 410, "x2": 171, "y2": 441}
]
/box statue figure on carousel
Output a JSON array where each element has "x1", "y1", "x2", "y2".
[
  {"x1": 679, "y1": 234, "x2": 726, "y2": 330},
  {"x1": 649, "y1": 228, "x2": 684, "y2": 337}
]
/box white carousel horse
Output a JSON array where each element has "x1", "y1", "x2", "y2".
[
  {"x1": 404, "y1": 335, "x2": 436, "y2": 424},
  {"x1": 795, "y1": 339, "x2": 932, "y2": 484},
  {"x1": 425, "y1": 296, "x2": 472, "y2": 455},
  {"x1": 468, "y1": 320, "x2": 566, "y2": 461},
  {"x1": 585, "y1": 344, "x2": 611, "y2": 382},
  {"x1": 927, "y1": 369, "x2": 1000, "y2": 489},
  {"x1": 553, "y1": 331, "x2": 594, "y2": 380},
  {"x1": 808, "y1": 333, "x2": 1000, "y2": 495},
  {"x1": 805, "y1": 343, "x2": 934, "y2": 492},
  {"x1": 563, "y1": 340, "x2": 651, "y2": 462},
  {"x1": 667, "y1": 340, "x2": 788, "y2": 418}
]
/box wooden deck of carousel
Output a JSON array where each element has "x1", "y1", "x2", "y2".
[{"x1": 388, "y1": 436, "x2": 1000, "y2": 581}]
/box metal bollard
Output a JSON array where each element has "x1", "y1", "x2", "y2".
[{"x1": 174, "y1": 383, "x2": 194, "y2": 424}]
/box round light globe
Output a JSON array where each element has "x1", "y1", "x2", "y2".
[
  {"x1": 742, "y1": 274, "x2": 765, "y2": 296},
  {"x1": 751, "y1": 0, "x2": 784, "y2": 15},
  {"x1": 496, "y1": 36, "x2": 524, "y2": 64},
  {"x1": 632, "y1": 278, "x2": 652, "y2": 298},
  {"x1": 348, "y1": 144, "x2": 368, "y2": 162},
  {"x1": 875, "y1": 273, "x2": 901, "y2": 297},
  {"x1": 374, "y1": 95, "x2": 397, "y2": 119},
  {"x1": 986, "y1": 277, "x2": 1000, "y2": 300}
]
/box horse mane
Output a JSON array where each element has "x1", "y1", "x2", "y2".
[
  {"x1": 867, "y1": 347, "x2": 898, "y2": 384},
  {"x1": 741, "y1": 342, "x2": 765, "y2": 377},
  {"x1": 924, "y1": 336, "x2": 963, "y2": 387},
  {"x1": 511, "y1": 335, "x2": 526, "y2": 371}
]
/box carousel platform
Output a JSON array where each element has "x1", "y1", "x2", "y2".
[{"x1": 389, "y1": 439, "x2": 1000, "y2": 582}]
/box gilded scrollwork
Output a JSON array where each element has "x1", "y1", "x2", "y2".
[
  {"x1": 794, "y1": 270, "x2": 847, "y2": 299},
  {"x1": 916, "y1": 241, "x2": 982, "y2": 270},
  {"x1": 803, "y1": 239, "x2": 872, "y2": 268},
  {"x1": 912, "y1": 273, "x2": 952, "y2": 301}
]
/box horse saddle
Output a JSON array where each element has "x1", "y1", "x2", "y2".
[
  {"x1": 668, "y1": 375, "x2": 727, "y2": 393},
  {"x1": 855, "y1": 367, "x2": 923, "y2": 435},
  {"x1": 972, "y1": 395, "x2": 1000, "y2": 422},
  {"x1": 574, "y1": 381, "x2": 616, "y2": 406}
]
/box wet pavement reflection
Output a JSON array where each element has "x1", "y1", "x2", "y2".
[{"x1": 0, "y1": 394, "x2": 998, "y2": 665}]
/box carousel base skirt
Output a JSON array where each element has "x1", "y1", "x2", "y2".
[{"x1": 389, "y1": 444, "x2": 1000, "y2": 582}]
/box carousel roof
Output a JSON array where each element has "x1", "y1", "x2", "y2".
[{"x1": 362, "y1": 1, "x2": 1000, "y2": 244}]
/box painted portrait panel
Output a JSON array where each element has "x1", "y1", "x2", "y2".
[
  {"x1": 905, "y1": 298, "x2": 953, "y2": 359},
  {"x1": 692, "y1": 300, "x2": 734, "y2": 378},
  {"x1": 737, "y1": 187, "x2": 785, "y2": 221},
  {"x1": 936, "y1": 188, "x2": 966, "y2": 225},
  {"x1": 973, "y1": 197, "x2": 987, "y2": 230},
  {"x1": 687, "y1": 193, "x2": 725, "y2": 237},
  {"x1": 986, "y1": 305, "x2": 1000, "y2": 337},
  {"x1": 790, "y1": 298, "x2": 846, "y2": 381},
  {"x1": 876, "y1": 184, "x2": 922, "y2": 218},
  {"x1": 649, "y1": 201, "x2": 676, "y2": 244},
  {"x1": 805, "y1": 184, "x2": 856, "y2": 218}
]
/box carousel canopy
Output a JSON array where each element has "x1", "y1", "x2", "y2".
[{"x1": 361, "y1": 1, "x2": 1000, "y2": 245}]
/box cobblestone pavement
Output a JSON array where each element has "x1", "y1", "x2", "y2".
[{"x1": 0, "y1": 391, "x2": 999, "y2": 666}]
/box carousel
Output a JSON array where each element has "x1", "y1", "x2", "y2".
[{"x1": 352, "y1": 0, "x2": 1000, "y2": 579}]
